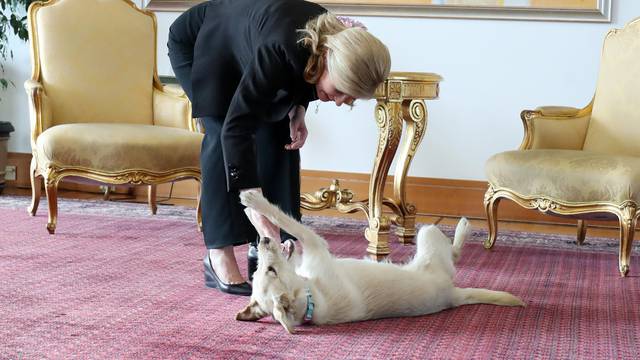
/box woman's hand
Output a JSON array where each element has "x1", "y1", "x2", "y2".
[
  {"x1": 285, "y1": 105, "x2": 308, "y2": 150},
  {"x1": 244, "y1": 207, "x2": 281, "y2": 241}
]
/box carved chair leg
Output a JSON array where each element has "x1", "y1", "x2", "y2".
[
  {"x1": 148, "y1": 184, "x2": 157, "y2": 215},
  {"x1": 28, "y1": 157, "x2": 42, "y2": 216},
  {"x1": 618, "y1": 211, "x2": 636, "y2": 277},
  {"x1": 44, "y1": 180, "x2": 58, "y2": 234},
  {"x1": 196, "y1": 182, "x2": 203, "y2": 232},
  {"x1": 577, "y1": 220, "x2": 587, "y2": 246},
  {"x1": 102, "y1": 185, "x2": 112, "y2": 201},
  {"x1": 483, "y1": 187, "x2": 501, "y2": 249}
]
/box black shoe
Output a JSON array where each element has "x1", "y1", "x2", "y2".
[
  {"x1": 247, "y1": 242, "x2": 258, "y2": 282},
  {"x1": 203, "y1": 252, "x2": 252, "y2": 296}
]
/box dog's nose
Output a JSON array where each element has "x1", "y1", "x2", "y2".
[{"x1": 262, "y1": 237, "x2": 271, "y2": 245}]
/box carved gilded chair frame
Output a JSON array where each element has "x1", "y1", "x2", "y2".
[
  {"x1": 484, "y1": 185, "x2": 638, "y2": 277},
  {"x1": 483, "y1": 19, "x2": 640, "y2": 276},
  {"x1": 26, "y1": 0, "x2": 202, "y2": 234}
]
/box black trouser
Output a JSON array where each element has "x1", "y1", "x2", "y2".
[{"x1": 168, "y1": 38, "x2": 301, "y2": 249}]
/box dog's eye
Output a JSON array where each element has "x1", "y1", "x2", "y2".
[{"x1": 267, "y1": 266, "x2": 277, "y2": 276}]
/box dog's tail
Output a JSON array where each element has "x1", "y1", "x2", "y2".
[
  {"x1": 452, "y1": 217, "x2": 470, "y2": 262},
  {"x1": 452, "y1": 287, "x2": 525, "y2": 307}
]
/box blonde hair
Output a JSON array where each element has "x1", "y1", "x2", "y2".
[{"x1": 299, "y1": 13, "x2": 391, "y2": 99}]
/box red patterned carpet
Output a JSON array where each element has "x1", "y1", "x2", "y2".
[{"x1": 1, "y1": 196, "x2": 639, "y2": 359}]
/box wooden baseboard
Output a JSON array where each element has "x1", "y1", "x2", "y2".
[
  {"x1": 3, "y1": 152, "x2": 618, "y2": 227},
  {"x1": 7, "y1": 152, "x2": 133, "y2": 195},
  {"x1": 6, "y1": 152, "x2": 32, "y2": 188},
  {"x1": 299, "y1": 170, "x2": 593, "y2": 226}
]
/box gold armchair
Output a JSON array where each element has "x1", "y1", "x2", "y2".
[
  {"x1": 26, "y1": 0, "x2": 202, "y2": 233},
  {"x1": 484, "y1": 17, "x2": 640, "y2": 277}
]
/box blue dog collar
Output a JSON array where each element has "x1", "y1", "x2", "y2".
[{"x1": 303, "y1": 287, "x2": 314, "y2": 324}]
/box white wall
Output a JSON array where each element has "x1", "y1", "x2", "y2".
[
  {"x1": 1, "y1": 9, "x2": 31, "y2": 155},
  {"x1": 3, "y1": 0, "x2": 640, "y2": 181}
]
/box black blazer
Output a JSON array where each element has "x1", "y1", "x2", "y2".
[{"x1": 169, "y1": 0, "x2": 325, "y2": 190}]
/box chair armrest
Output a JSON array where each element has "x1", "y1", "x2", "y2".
[
  {"x1": 536, "y1": 106, "x2": 582, "y2": 117},
  {"x1": 24, "y1": 79, "x2": 53, "y2": 149},
  {"x1": 153, "y1": 85, "x2": 197, "y2": 131},
  {"x1": 161, "y1": 83, "x2": 186, "y2": 97},
  {"x1": 519, "y1": 103, "x2": 592, "y2": 150}
]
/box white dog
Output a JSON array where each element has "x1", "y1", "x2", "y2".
[{"x1": 237, "y1": 190, "x2": 524, "y2": 334}]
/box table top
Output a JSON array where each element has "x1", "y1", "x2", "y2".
[
  {"x1": 375, "y1": 72, "x2": 442, "y2": 101},
  {"x1": 385, "y1": 72, "x2": 443, "y2": 82}
]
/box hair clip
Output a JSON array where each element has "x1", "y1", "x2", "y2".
[{"x1": 336, "y1": 16, "x2": 367, "y2": 30}]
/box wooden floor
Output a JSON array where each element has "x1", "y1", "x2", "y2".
[{"x1": 3, "y1": 186, "x2": 630, "y2": 240}]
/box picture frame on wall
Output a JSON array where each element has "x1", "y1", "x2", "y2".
[{"x1": 144, "y1": 0, "x2": 612, "y2": 23}]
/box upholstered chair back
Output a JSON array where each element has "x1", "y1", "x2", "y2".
[
  {"x1": 582, "y1": 18, "x2": 640, "y2": 156},
  {"x1": 30, "y1": 0, "x2": 155, "y2": 127}
]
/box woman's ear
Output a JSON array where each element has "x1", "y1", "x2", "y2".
[
  {"x1": 272, "y1": 293, "x2": 295, "y2": 334},
  {"x1": 236, "y1": 300, "x2": 268, "y2": 321}
]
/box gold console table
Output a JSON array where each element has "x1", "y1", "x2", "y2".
[{"x1": 300, "y1": 72, "x2": 442, "y2": 259}]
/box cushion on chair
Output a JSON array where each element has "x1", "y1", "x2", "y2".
[
  {"x1": 486, "y1": 149, "x2": 640, "y2": 203},
  {"x1": 583, "y1": 19, "x2": 640, "y2": 156},
  {"x1": 36, "y1": 124, "x2": 203, "y2": 173},
  {"x1": 34, "y1": 0, "x2": 155, "y2": 127}
]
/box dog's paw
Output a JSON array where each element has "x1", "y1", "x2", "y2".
[
  {"x1": 240, "y1": 190, "x2": 279, "y2": 222},
  {"x1": 240, "y1": 189, "x2": 267, "y2": 209}
]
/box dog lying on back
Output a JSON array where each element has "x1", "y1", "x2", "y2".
[{"x1": 237, "y1": 190, "x2": 524, "y2": 334}]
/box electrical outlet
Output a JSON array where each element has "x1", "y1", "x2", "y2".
[{"x1": 5, "y1": 165, "x2": 16, "y2": 181}]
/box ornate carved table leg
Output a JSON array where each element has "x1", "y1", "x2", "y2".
[
  {"x1": 300, "y1": 72, "x2": 442, "y2": 260},
  {"x1": 388, "y1": 99, "x2": 428, "y2": 243},
  {"x1": 365, "y1": 101, "x2": 403, "y2": 258}
]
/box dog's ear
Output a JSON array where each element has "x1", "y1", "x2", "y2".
[
  {"x1": 236, "y1": 300, "x2": 267, "y2": 322},
  {"x1": 281, "y1": 239, "x2": 295, "y2": 260},
  {"x1": 272, "y1": 293, "x2": 295, "y2": 334}
]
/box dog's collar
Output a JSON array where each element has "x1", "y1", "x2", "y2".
[{"x1": 303, "y1": 287, "x2": 314, "y2": 324}]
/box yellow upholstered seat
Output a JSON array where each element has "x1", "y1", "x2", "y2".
[
  {"x1": 36, "y1": 124, "x2": 202, "y2": 173},
  {"x1": 487, "y1": 150, "x2": 640, "y2": 204},
  {"x1": 484, "y1": 17, "x2": 640, "y2": 277},
  {"x1": 26, "y1": 0, "x2": 202, "y2": 233}
]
